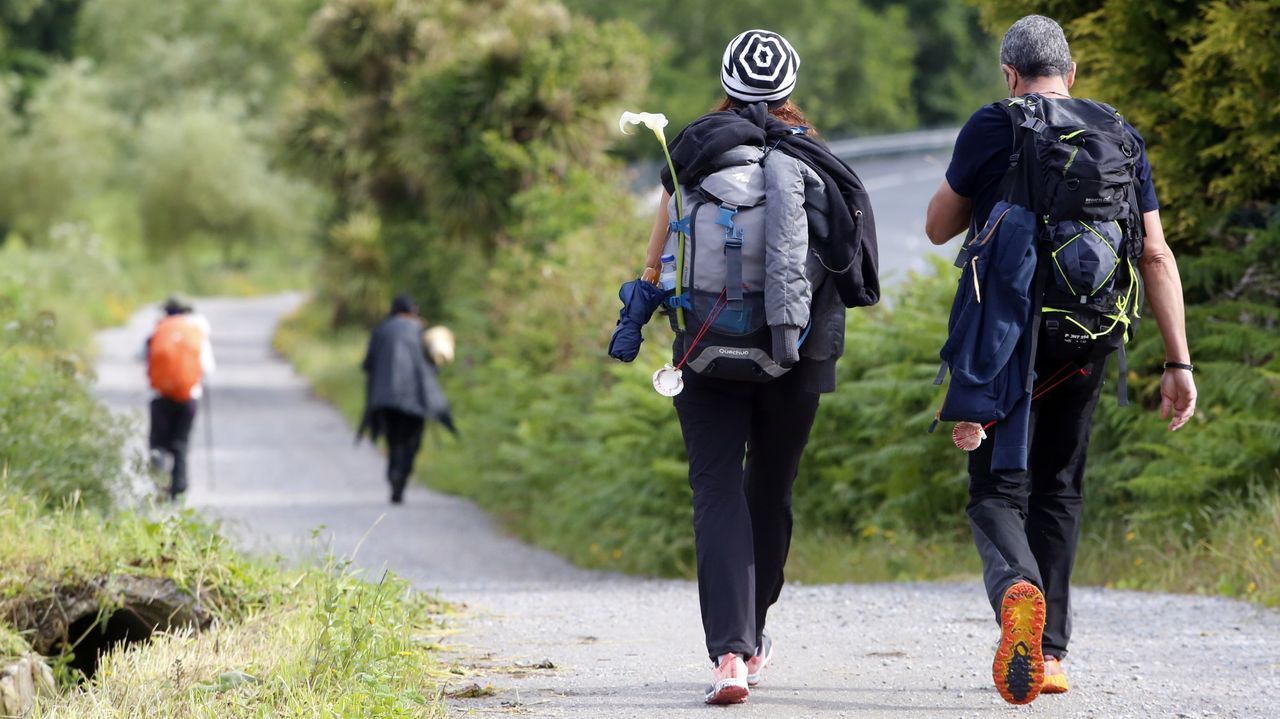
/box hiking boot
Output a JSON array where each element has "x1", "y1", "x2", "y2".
[
  {"x1": 705, "y1": 653, "x2": 749, "y2": 705},
  {"x1": 993, "y1": 580, "x2": 1046, "y2": 705},
  {"x1": 1042, "y1": 655, "x2": 1069, "y2": 694},
  {"x1": 745, "y1": 634, "x2": 773, "y2": 687}
]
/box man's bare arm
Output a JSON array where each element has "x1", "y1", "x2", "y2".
[
  {"x1": 1137, "y1": 209, "x2": 1197, "y2": 431},
  {"x1": 925, "y1": 180, "x2": 971, "y2": 245}
]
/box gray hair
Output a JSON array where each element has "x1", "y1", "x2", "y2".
[{"x1": 1000, "y1": 15, "x2": 1073, "y2": 79}]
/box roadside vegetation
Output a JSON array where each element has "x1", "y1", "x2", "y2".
[
  {"x1": 0, "y1": 1, "x2": 447, "y2": 714},
  {"x1": 0, "y1": 489, "x2": 450, "y2": 717}
]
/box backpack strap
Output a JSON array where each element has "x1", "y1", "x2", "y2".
[
  {"x1": 716, "y1": 203, "x2": 745, "y2": 309},
  {"x1": 1115, "y1": 343, "x2": 1129, "y2": 406}
]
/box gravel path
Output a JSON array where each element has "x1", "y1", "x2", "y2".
[
  {"x1": 91, "y1": 156, "x2": 1277, "y2": 718},
  {"x1": 94, "y1": 293, "x2": 1280, "y2": 719}
]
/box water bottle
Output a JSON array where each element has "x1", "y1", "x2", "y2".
[{"x1": 659, "y1": 254, "x2": 678, "y2": 291}]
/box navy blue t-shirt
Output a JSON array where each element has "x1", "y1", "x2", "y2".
[{"x1": 945, "y1": 99, "x2": 1159, "y2": 233}]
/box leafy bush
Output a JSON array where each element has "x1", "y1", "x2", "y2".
[
  {"x1": 0, "y1": 61, "x2": 126, "y2": 241},
  {"x1": 133, "y1": 94, "x2": 321, "y2": 264},
  {"x1": 0, "y1": 348, "x2": 126, "y2": 511},
  {"x1": 1086, "y1": 218, "x2": 1280, "y2": 525},
  {"x1": 75, "y1": 0, "x2": 318, "y2": 118},
  {"x1": 974, "y1": 0, "x2": 1280, "y2": 246}
]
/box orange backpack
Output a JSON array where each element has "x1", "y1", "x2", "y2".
[{"x1": 148, "y1": 315, "x2": 204, "y2": 401}]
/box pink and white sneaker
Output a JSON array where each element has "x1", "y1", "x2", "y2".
[
  {"x1": 746, "y1": 634, "x2": 774, "y2": 687},
  {"x1": 705, "y1": 652, "x2": 749, "y2": 705}
]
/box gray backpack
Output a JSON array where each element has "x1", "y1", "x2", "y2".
[{"x1": 663, "y1": 145, "x2": 822, "y2": 382}]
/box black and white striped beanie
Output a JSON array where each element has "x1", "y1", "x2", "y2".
[{"x1": 720, "y1": 29, "x2": 800, "y2": 105}]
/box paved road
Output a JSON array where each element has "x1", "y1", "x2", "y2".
[{"x1": 92, "y1": 155, "x2": 1280, "y2": 718}]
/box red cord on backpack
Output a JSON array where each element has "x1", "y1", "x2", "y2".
[
  {"x1": 951, "y1": 362, "x2": 1090, "y2": 450},
  {"x1": 674, "y1": 289, "x2": 729, "y2": 370}
]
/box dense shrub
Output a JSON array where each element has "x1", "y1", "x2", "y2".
[
  {"x1": 975, "y1": 0, "x2": 1280, "y2": 246},
  {"x1": 0, "y1": 319, "x2": 126, "y2": 510}
]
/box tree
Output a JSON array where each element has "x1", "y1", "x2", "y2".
[
  {"x1": 0, "y1": 61, "x2": 125, "y2": 241},
  {"x1": 284, "y1": 0, "x2": 650, "y2": 323},
  {"x1": 975, "y1": 1, "x2": 1280, "y2": 246},
  {"x1": 565, "y1": 0, "x2": 1006, "y2": 135},
  {"x1": 134, "y1": 95, "x2": 319, "y2": 263},
  {"x1": 0, "y1": 0, "x2": 82, "y2": 83},
  {"x1": 75, "y1": 0, "x2": 321, "y2": 119}
]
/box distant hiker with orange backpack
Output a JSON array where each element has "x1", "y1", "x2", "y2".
[
  {"x1": 146, "y1": 296, "x2": 216, "y2": 501},
  {"x1": 925, "y1": 16, "x2": 1196, "y2": 705}
]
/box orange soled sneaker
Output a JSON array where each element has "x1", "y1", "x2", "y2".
[
  {"x1": 705, "y1": 653, "x2": 749, "y2": 705},
  {"x1": 745, "y1": 634, "x2": 773, "y2": 687},
  {"x1": 993, "y1": 580, "x2": 1046, "y2": 705},
  {"x1": 1042, "y1": 655, "x2": 1069, "y2": 694}
]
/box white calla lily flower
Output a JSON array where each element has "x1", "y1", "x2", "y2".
[
  {"x1": 618, "y1": 111, "x2": 669, "y2": 136},
  {"x1": 616, "y1": 109, "x2": 688, "y2": 328}
]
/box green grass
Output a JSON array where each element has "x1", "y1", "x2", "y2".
[{"x1": 0, "y1": 488, "x2": 449, "y2": 717}]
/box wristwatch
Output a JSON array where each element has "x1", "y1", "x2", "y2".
[{"x1": 1163, "y1": 361, "x2": 1195, "y2": 372}]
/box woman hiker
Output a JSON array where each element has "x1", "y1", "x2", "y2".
[{"x1": 622, "y1": 29, "x2": 878, "y2": 704}]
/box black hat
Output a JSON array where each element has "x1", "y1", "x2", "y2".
[
  {"x1": 390, "y1": 294, "x2": 418, "y2": 316},
  {"x1": 162, "y1": 295, "x2": 193, "y2": 315}
]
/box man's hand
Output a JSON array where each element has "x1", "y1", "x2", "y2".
[{"x1": 1159, "y1": 370, "x2": 1197, "y2": 432}]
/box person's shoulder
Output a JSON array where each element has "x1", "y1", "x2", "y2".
[
  {"x1": 954, "y1": 101, "x2": 1014, "y2": 147},
  {"x1": 960, "y1": 101, "x2": 1011, "y2": 129}
]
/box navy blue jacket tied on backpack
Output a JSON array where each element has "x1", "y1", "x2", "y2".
[
  {"x1": 937, "y1": 94, "x2": 1145, "y2": 472},
  {"x1": 939, "y1": 201, "x2": 1039, "y2": 471},
  {"x1": 608, "y1": 279, "x2": 667, "y2": 362}
]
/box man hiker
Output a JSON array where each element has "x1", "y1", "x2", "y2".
[
  {"x1": 146, "y1": 296, "x2": 215, "y2": 501},
  {"x1": 358, "y1": 294, "x2": 455, "y2": 504},
  {"x1": 925, "y1": 15, "x2": 1197, "y2": 705}
]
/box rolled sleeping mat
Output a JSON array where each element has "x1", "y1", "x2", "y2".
[{"x1": 423, "y1": 325, "x2": 456, "y2": 366}]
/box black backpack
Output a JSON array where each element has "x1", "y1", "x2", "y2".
[{"x1": 985, "y1": 94, "x2": 1145, "y2": 402}]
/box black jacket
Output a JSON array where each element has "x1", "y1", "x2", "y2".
[
  {"x1": 359, "y1": 315, "x2": 454, "y2": 437},
  {"x1": 661, "y1": 102, "x2": 880, "y2": 308}
]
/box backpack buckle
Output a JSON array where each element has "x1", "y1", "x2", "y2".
[
  {"x1": 714, "y1": 204, "x2": 739, "y2": 231},
  {"x1": 668, "y1": 217, "x2": 691, "y2": 236}
]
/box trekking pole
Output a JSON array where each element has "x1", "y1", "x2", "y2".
[{"x1": 203, "y1": 382, "x2": 216, "y2": 491}]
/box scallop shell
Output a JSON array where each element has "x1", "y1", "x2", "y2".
[{"x1": 952, "y1": 422, "x2": 987, "y2": 451}]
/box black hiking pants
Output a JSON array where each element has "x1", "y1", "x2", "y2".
[
  {"x1": 380, "y1": 409, "x2": 425, "y2": 502},
  {"x1": 674, "y1": 369, "x2": 820, "y2": 663},
  {"x1": 149, "y1": 396, "x2": 197, "y2": 498},
  {"x1": 966, "y1": 351, "x2": 1107, "y2": 659}
]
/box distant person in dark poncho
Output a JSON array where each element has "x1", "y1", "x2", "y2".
[{"x1": 358, "y1": 294, "x2": 456, "y2": 504}]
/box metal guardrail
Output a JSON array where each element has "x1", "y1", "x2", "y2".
[{"x1": 826, "y1": 127, "x2": 960, "y2": 161}]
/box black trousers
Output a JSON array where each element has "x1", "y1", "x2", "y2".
[
  {"x1": 379, "y1": 409, "x2": 425, "y2": 500},
  {"x1": 149, "y1": 396, "x2": 197, "y2": 497},
  {"x1": 966, "y1": 352, "x2": 1107, "y2": 659},
  {"x1": 674, "y1": 369, "x2": 821, "y2": 662}
]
